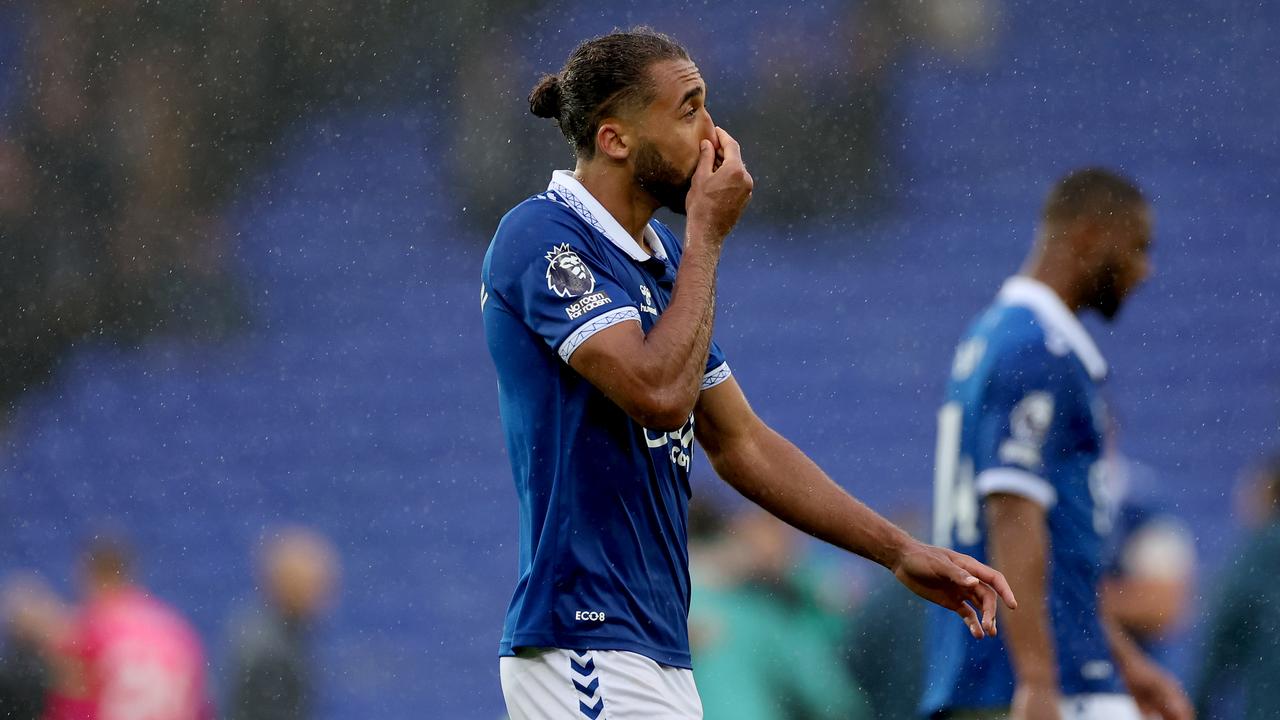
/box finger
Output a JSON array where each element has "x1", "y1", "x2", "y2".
[
  {"x1": 696, "y1": 137, "x2": 716, "y2": 175},
  {"x1": 951, "y1": 552, "x2": 1018, "y2": 609},
  {"x1": 1167, "y1": 689, "x2": 1194, "y2": 720},
  {"x1": 939, "y1": 557, "x2": 997, "y2": 638},
  {"x1": 714, "y1": 126, "x2": 741, "y2": 165},
  {"x1": 973, "y1": 580, "x2": 999, "y2": 636},
  {"x1": 956, "y1": 600, "x2": 985, "y2": 640},
  {"x1": 694, "y1": 139, "x2": 715, "y2": 179}
]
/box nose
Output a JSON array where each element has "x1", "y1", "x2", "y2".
[{"x1": 701, "y1": 110, "x2": 717, "y2": 148}]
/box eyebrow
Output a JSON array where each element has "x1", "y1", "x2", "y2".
[{"x1": 677, "y1": 84, "x2": 705, "y2": 110}]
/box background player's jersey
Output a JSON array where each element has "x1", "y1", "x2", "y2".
[
  {"x1": 481, "y1": 171, "x2": 730, "y2": 668},
  {"x1": 44, "y1": 589, "x2": 209, "y2": 720},
  {"x1": 921, "y1": 277, "x2": 1122, "y2": 716}
]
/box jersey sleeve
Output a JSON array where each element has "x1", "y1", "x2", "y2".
[
  {"x1": 486, "y1": 200, "x2": 640, "y2": 363},
  {"x1": 702, "y1": 339, "x2": 731, "y2": 390},
  {"x1": 971, "y1": 340, "x2": 1064, "y2": 509}
]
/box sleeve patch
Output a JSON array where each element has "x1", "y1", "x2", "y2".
[
  {"x1": 545, "y1": 244, "x2": 596, "y2": 298},
  {"x1": 998, "y1": 391, "x2": 1054, "y2": 470}
]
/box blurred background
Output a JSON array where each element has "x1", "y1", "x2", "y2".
[{"x1": 0, "y1": 0, "x2": 1277, "y2": 718}]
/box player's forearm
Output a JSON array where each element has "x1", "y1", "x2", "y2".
[
  {"x1": 1100, "y1": 578, "x2": 1186, "y2": 637},
  {"x1": 705, "y1": 420, "x2": 913, "y2": 568},
  {"x1": 987, "y1": 498, "x2": 1059, "y2": 686},
  {"x1": 1103, "y1": 616, "x2": 1151, "y2": 686},
  {"x1": 631, "y1": 233, "x2": 722, "y2": 423}
]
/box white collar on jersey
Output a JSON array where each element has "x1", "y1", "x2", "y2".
[
  {"x1": 997, "y1": 276, "x2": 1108, "y2": 381},
  {"x1": 546, "y1": 170, "x2": 668, "y2": 262}
]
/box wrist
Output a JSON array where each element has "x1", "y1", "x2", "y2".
[
  {"x1": 1016, "y1": 669, "x2": 1060, "y2": 690},
  {"x1": 683, "y1": 218, "x2": 728, "y2": 250},
  {"x1": 876, "y1": 527, "x2": 917, "y2": 570}
]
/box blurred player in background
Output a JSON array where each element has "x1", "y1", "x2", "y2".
[
  {"x1": 1098, "y1": 448, "x2": 1197, "y2": 658},
  {"x1": 0, "y1": 575, "x2": 62, "y2": 719},
  {"x1": 1193, "y1": 454, "x2": 1280, "y2": 719},
  {"x1": 688, "y1": 505, "x2": 872, "y2": 719},
  {"x1": 226, "y1": 527, "x2": 339, "y2": 720},
  {"x1": 482, "y1": 27, "x2": 1014, "y2": 719},
  {"x1": 40, "y1": 535, "x2": 210, "y2": 720},
  {"x1": 922, "y1": 169, "x2": 1192, "y2": 720}
]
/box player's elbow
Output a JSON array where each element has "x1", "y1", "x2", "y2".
[{"x1": 628, "y1": 388, "x2": 695, "y2": 432}]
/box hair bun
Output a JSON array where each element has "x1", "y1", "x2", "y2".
[{"x1": 529, "y1": 74, "x2": 563, "y2": 119}]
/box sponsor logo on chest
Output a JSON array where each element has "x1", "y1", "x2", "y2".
[
  {"x1": 644, "y1": 415, "x2": 695, "y2": 470},
  {"x1": 638, "y1": 285, "x2": 659, "y2": 316}
]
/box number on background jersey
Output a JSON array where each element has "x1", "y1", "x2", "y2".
[
  {"x1": 933, "y1": 403, "x2": 979, "y2": 547},
  {"x1": 1088, "y1": 461, "x2": 1117, "y2": 537}
]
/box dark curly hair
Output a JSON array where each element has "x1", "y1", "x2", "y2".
[
  {"x1": 1042, "y1": 167, "x2": 1146, "y2": 225},
  {"x1": 529, "y1": 27, "x2": 689, "y2": 158}
]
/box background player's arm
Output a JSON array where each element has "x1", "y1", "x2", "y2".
[
  {"x1": 1103, "y1": 618, "x2": 1194, "y2": 720},
  {"x1": 569, "y1": 130, "x2": 751, "y2": 431},
  {"x1": 985, "y1": 493, "x2": 1061, "y2": 720},
  {"x1": 694, "y1": 377, "x2": 1014, "y2": 638},
  {"x1": 1100, "y1": 520, "x2": 1196, "y2": 638}
]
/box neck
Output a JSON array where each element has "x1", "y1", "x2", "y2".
[
  {"x1": 90, "y1": 579, "x2": 130, "y2": 599},
  {"x1": 573, "y1": 160, "x2": 660, "y2": 245},
  {"x1": 1021, "y1": 243, "x2": 1085, "y2": 314}
]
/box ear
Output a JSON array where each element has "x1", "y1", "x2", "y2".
[
  {"x1": 1070, "y1": 218, "x2": 1108, "y2": 262},
  {"x1": 595, "y1": 118, "x2": 632, "y2": 162}
]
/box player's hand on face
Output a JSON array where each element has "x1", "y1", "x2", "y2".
[
  {"x1": 890, "y1": 541, "x2": 1016, "y2": 640},
  {"x1": 1124, "y1": 654, "x2": 1195, "y2": 720},
  {"x1": 686, "y1": 126, "x2": 753, "y2": 241},
  {"x1": 1011, "y1": 682, "x2": 1063, "y2": 720}
]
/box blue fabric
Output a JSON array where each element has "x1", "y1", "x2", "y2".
[
  {"x1": 482, "y1": 190, "x2": 727, "y2": 669},
  {"x1": 921, "y1": 301, "x2": 1121, "y2": 716}
]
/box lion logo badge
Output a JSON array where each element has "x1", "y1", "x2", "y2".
[{"x1": 545, "y1": 244, "x2": 596, "y2": 298}]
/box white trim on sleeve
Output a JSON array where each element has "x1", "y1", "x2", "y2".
[
  {"x1": 556, "y1": 307, "x2": 641, "y2": 363},
  {"x1": 975, "y1": 467, "x2": 1058, "y2": 509},
  {"x1": 701, "y1": 362, "x2": 732, "y2": 391}
]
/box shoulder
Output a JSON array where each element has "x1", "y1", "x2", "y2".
[
  {"x1": 492, "y1": 194, "x2": 590, "y2": 249},
  {"x1": 976, "y1": 304, "x2": 1066, "y2": 380},
  {"x1": 229, "y1": 605, "x2": 286, "y2": 652},
  {"x1": 486, "y1": 195, "x2": 600, "y2": 279},
  {"x1": 1243, "y1": 525, "x2": 1280, "y2": 568}
]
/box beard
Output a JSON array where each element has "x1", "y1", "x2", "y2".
[
  {"x1": 1085, "y1": 265, "x2": 1124, "y2": 321},
  {"x1": 634, "y1": 140, "x2": 694, "y2": 215}
]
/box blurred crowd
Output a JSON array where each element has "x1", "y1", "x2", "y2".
[
  {"x1": 455, "y1": 0, "x2": 1003, "y2": 228},
  {"x1": 0, "y1": 0, "x2": 436, "y2": 417},
  {"x1": 0, "y1": 0, "x2": 1005, "y2": 421},
  {"x1": 0, "y1": 526, "x2": 338, "y2": 720}
]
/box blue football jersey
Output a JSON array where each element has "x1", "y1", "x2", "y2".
[
  {"x1": 921, "y1": 277, "x2": 1122, "y2": 716},
  {"x1": 481, "y1": 171, "x2": 731, "y2": 668}
]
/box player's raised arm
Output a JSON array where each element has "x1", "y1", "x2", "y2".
[
  {"x1": 570, "y1": 127, "x2": 751, "y2": 431},
  {"x1": 693, "y1": 375, "x2": 1016, "y2": 639}
]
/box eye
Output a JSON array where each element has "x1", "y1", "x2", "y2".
[{"x1": 684, "y1": 107, "x2": 697, "y2": 119}]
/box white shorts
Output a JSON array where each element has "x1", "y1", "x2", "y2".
[
  {"x1": 951, "y1": 694, "x2": 1143, "y2": 720},
  {"x1": 500, "y1": 647, "x2": 702, "y2": 719},
  {"x1": 1059, "y1": 693, "x2": 1144, "y2": 720}
]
